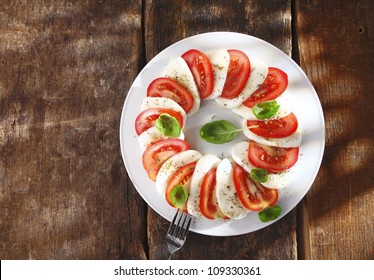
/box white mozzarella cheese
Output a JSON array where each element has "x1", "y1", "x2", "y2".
[
  {"x1": 137, "y1": 126, "x2": 185, "y2": 151},
  {"x1": 140, "y1": 97, "x2": 187, "y2": 128},
  {"x1": 231, "y1": 94, "x2": 292, "y2": 120},
  {"x1": 155, "y1": 150, "x2": 202, "y2": 195},
  {"x1": 215, "y1": 59, "x2": 268, "y2": 109},
  {"x1": 187, "y1": 154, "x2": 221, "y2": 217},
  {"x1": 162, "y1": 57, "x2": 200, "y2": 116},
  {"x1": 230, "y1": 141, "x2": 295, "y2": 189},
  {"x1": 205, "y1": 49, "x2": 230, "y2": 99},
  {"x1": 216, "y1": 158, "x2": 249, "y2": 219},
  {"x1": 241, "y1": 119, "x2": 302, "y2": 148}
]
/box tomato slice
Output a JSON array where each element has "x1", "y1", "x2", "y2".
[
  {"x1": 147, "y1": 77, "x2": 194, "y2": 114},
  {"x1": 248, "y1": 141, "x2": 299, "y2": 173},
  {"x1": 182, "y1": 49, "x2": 214, "y2": 99},
  {"x1": 243, "y1": 67, "x2": 288, "y2": 108},
  {"x1": 142, "y1": 139, "x2": 190, "y2": 182},
  {"x1": 134, "y1": 108, "x2": 184, "y2": 135},
  {"x1": 220, "y1": 49, "x2": 251, "y2": 99},
  {"x1": 165, "y1": 161, "x2": 197, "y2": 211},
  {"x1": 200, "y1": 168, "x2": 228, "y2": 220},
  {"x1": 246, "y1": 113, "x2": 298, "y2": 138},
  {"x1": 233, "y1": 164, "x2": 278, "y2": 211}
]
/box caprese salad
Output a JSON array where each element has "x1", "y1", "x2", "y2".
[{"x1": 133, "y1": 48, "x2": 301, "y2": 223}]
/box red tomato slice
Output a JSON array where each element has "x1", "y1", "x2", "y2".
[
  {"x1": 182, "y1": 49, "x2": 214, "y2": 99},
  {"x1": 243, "y1": 67, "x2": 288, "y2": 108},
  {"x1": 233, "y1": 164, "x2": 278, "y2": 211},
  {"x1": 142, "y1": 139, "x2": 190, "y2": 182},
  {"x1": 200, "y1": 168, "x2": 228, "y2": 220},
  {"x1": 165, "y1": 161, "x2": 197, "y2": 211},
  {"x1": 246, "y1": 113, "x2": 298, "y2": 138},
  {"x1": 248, "y1": 141, "x2": 299, "y2": 173},
  {"x1": 220, "y1": 49, "x2": 251, "y2": 99},
  {"x1": 147, "y1": 77, "x2": 194, "y2": 114},
  {"x1": 134, "y1": 108, "x2": 184, "y2": 135}
]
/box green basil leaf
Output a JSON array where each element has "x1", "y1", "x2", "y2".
[
  {"x1": 199, "y1": 120, "x2": 240, "y2": 144},
  {"x1": 155, "y1": 113, "x2": 181, "y2": 138},
  {"x1": 252, "y1": 100, "x2": 280, "y2": 120},
  {"x1": 170, "y1": 184, "x2": 188, "y2": 207},
  {"x1": 250, "y1": 168, "x2": 269, "y2": 183},
  {"x1": 258, "y1": 205, "x2": 282, "y2": 222}
]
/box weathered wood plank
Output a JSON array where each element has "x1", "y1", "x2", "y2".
[
  {"x1": 296, "y1": 0, "x2": 374, "y2": 259},
  {"x1": 145, "y1": 0, "x2": 292, "y2": 60},
  {"x1": 0, "y1": 0, "x2": 146, "y2": 259},
  {"x1": 145, "y1": 0, "x2": 297, "y2": 260}
]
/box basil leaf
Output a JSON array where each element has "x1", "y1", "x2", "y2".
[
  {"x1": 258, "y1": 205, "x2": 282, "y2": 222},
  {"x1": 170, "y1": 184, "x2": 188, "y2": 207},
  {"x1": 252, "y1": 100, "x2": 280, "y2": 120},
  {"x1": 199, "y1": 120, "x2": 240, "y2": 144},
  {"x1": 155, "y1": 113, "x2": 181, "y2": 138},
  {"x1": 250, "y1": 168, "x2": 268, "y2": 183}
]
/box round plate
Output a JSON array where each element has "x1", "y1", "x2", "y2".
[{"x1": 119, "y1": 32, "x2": 325, "y2": 236}]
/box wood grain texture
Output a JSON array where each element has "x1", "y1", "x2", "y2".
[
  {"x1": 145, "y1": 0, "x2": 297, "y2": 260},
  {"x1": 0, "y1": 0, "x2": 147, "y2": 259},
  {"x1": 145, "y1": 0, "x2": 292, "y2": 60},
  {"x1": 296, "y1": 0, "x2": 374, "y2": 259}
]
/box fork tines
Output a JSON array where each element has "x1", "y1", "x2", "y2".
[{"x1": 168, "y1": 209, "x2": 192, "y2": 240}]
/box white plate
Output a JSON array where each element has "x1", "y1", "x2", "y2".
[{"x1": 119, "y1": 32, "x2": 325, "y2": 236}]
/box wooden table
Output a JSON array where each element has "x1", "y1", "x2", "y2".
[{"x1": 0, "y1": 0, "x2": 373, "y2": 260}]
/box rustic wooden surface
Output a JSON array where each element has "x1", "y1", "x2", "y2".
[
  {"x1": 296, "y1": 0, "x2": 374, "y2": 259},
  {"x1": 0, "y1": 0, "x2": 372, "y2": 260}
]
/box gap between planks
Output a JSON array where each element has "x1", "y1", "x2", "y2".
[{"x1": 292, "y1": 0, "x2": 311, "y2": 260}]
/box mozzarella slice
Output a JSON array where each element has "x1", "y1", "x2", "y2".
[
  {"x1": 187, "y1": 154, "x2": 221, "y2": 217},
  {"x1": 140, "y1": 97, "x2": 187, "y2": 128},
  {"x1": 155, "y1": 150, "x2": 202, "y2": 195},
  {"x1": 242, "y1": 119, "x2": 302, "y2": 148},
  {"x1": 231, "y1": 94, "x2": 292, "y2": 120},
  {"x1": 216, "y1": 158, "x2": 249, "y2": 219},
  {"x1": 162, "y1": 57, "x2": 200, "y2": 116},
  {"x1": 215, "y1": 59, "x2": 268, "y2": 109},
  {"x1": 137, "y1": 126, "x2": 185, "y2": 150},
  {"x1": 231, "y1": 141, "x2": 296, "y2": 189},
  {"x1": 205, "y1": 49, "x2": 230, "y2": 100}
]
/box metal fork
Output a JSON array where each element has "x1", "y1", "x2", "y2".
[{"x1": 166, "y1": 209, "x2": 192, "y2": 260}]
